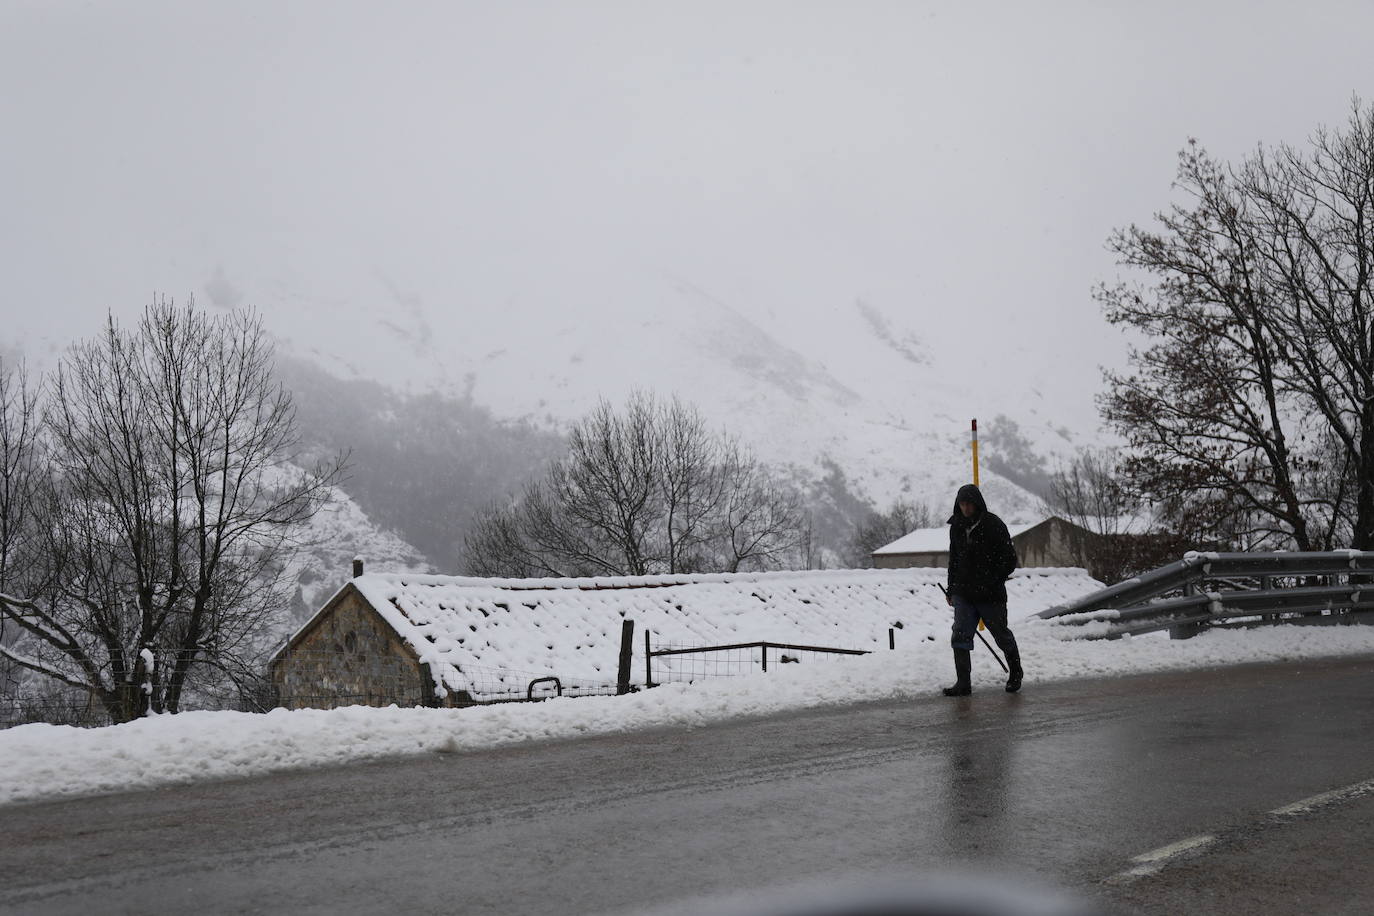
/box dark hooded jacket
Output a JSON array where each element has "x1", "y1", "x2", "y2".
[{"x1": 946, "y1": 484, "x2": 1018, "y2": 603}]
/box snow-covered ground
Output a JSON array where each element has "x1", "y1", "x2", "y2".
[{"x1": 5, "y1": 614, "x2": 1374, "y2": 807}]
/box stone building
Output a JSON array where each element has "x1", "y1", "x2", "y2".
[{"x1": 270, "y1": 581, "x2": 434, "y2": 710}]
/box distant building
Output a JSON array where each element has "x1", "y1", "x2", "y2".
[{"x1": 872, "y1": 516, "x2": 1105, "y2": 573}]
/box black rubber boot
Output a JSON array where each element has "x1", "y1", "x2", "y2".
[
  {"x1": 943, "y1": 648, "x2": 972, "y2": 696},
  {"x1": 1005, "y1": 649, "x2": 1023, "y2": 693}
]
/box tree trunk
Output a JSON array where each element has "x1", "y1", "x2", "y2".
[
  {"x1": 103, "y1": 681, "x2": 145, "y2": 724},
  {"x1": 1355, "y1": 407, "x2": 1374, "y2": 550}
]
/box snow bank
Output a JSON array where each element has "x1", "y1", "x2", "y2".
[{"x1": 6, "y1": 615, "x2": 1374, "y2": 807}]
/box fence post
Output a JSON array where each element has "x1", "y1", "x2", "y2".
[
  {"x1": 889, "y1": 628, "x2": 895, "y2": 650},
  {"x1": 419, "y1": 661, "x2": 441, "y2": 707},
  {"x1": 761, "y1": 642, "x2": 768, "y2": 672},
  {"x1": 644, "y1": 629, "x2": 654, "y2": 689},
  {"x1": 1170, "y1": 582, "x2": 1202, "y2": 640},
  {"x1": 617, "y1": 619, "x2": 635, "y2": 695}
]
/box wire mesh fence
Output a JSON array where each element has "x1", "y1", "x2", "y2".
[
  {"x1": 3, "y1": 630, "x2": 881, "y2": 727},
  {"x1": 0, "y1": 651, "x2": 621, "y2": 729},
  {"x1": 434, "y1": 662, "x2": 620, "y2": 705},
  {"x1": 0, "y1": 693, "x2": 110, "y2": 730},
  {"x1": 646, "y1": 639, "x2": 869, "y2": 687}
]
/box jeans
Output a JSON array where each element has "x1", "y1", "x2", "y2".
[{"x1": 951, "y1": 595, "x2": 1020, "y2": 661}]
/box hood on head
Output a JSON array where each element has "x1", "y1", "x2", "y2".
[{"x1": 949, "y1": 483, "x2": 988, "y2": 522}]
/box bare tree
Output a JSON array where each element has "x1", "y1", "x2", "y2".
[
  {"x1": 658, "y1": 400, "x2": 729, "y2": 573},
  {"x1": 1100, "y1": 99, "x2": 1374, "y2": 550},
  {"x1": 0, "y1": 355, "x2": 42, "y2": 597},
  {"x1": 1041, "y1": 448, "x2": 1204, "y2": 583},
  {"x1": 711, "y1": 443, "x2": 808, "y2": 572},
  {"x1": 846, "y1": 499, "x2": 934, "y2": 568},
  {"x1": 796, "y1": 512, "x2": 824, "y2": 571},
  {"x1": 1237, "y1": 104, "x2": 1374, "y2": 548},
  {"x1": 459, "y1": 494, "x2": 539, "y2": 578},
  {"x1": 0, "y1": 302, "x2": 343, "y2": 723},
  {"x1": 463, "y1": 392, "x2": 808, "y2": 577},
  {"x1": 0, "y1": 355, "x2": 43, "y2": 707},
  {"x1": 1043, "y1": 449, "x2": 1133, "y2": 538}
]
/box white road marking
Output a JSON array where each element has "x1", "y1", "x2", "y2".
[
  {"x1": 1268, "y1": 776, "x2": 1374, "y2": 818},
  {"x1": 1104, "y1": 834, "x2": 1217, "y2": 884},
  {"x1": 1105, "y1": 775, "x2": 1374, "y2": 886}
]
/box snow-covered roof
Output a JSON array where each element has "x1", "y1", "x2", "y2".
[
  {"x1": 294, "y1": 567, "x2": 1103, "y2": 701},
  {"x1": 873, "y1": 520, "x2": 1043, "y2": 556}
]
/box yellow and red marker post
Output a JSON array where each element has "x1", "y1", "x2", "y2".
[{"x1": 971, "y1": 417, "x2": 979, "y2": 486}]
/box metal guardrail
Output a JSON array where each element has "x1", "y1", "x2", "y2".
[{"x1": 1037, "y1": 551, "x2": 1374, "y2": 639}]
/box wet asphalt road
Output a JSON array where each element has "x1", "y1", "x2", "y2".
[{"x1": 3, "y1": 655, "x2": 1374, "y2": 915}]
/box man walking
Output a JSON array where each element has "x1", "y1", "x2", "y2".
[{"x1": 942, "y1": 483, "x2": 1023, "y2": 696}]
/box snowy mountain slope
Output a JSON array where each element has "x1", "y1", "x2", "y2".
[
  {"x1": 273, "y1": 484, "x2": 434, "y2": 642},
  {"x1": 227, "y1": 262, "x2": 1083, "y2": 525},
  {"x1": 6, "y1": 258, "x2": 1088, "y2": 537},
  {"x1": 277, "y1": 358, "x2": 567, "y2": 572}
]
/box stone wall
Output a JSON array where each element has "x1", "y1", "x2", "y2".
[
  {"x1": 273, "y1": 588, "x2": 430, "y2": 710},
  {"x1": 873, "y1": 552, "x2": 944, "y2": 569},
  {"x1": 1015, "y1": 518, "x2": 1093, "y2": 569}
]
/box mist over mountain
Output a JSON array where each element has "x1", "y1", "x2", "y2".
[
  {"x1": 281, "y1": 482, "x2": 433, "y2": 634},
  {"x1": 281, "y1": 364, "x2": 1058, "y2": 578},
  {"x1": 248, "y1": 262, "x2": 1093, "y2": 491},
  {"x1": 9, "y1": 282, "x2": 1071, "y2": 576},
  {"x1": 1, "y1": 292, "x2": 1069, "y2": 610},
  {"x1": 264, "y1": 273, "x2": 1068, "y2": 576},
  {"x1": 279, "y1": 357, "x2": 566, "y2": 572}
]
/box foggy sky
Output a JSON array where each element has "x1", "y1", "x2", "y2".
[{"x1": 3, "y1": 1, "x2": 1372, "y2": 434}]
